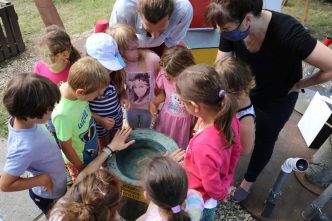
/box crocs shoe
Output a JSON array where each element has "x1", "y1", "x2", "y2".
[{"x1": 232, "y1": 186, "x2": 250, "y2": 203}]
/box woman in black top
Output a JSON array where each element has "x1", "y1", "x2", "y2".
[{"x1": 205, "y1": 0, "x2": 332, "y2": 202}]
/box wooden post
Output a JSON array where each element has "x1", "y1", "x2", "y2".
[
  {"x1": 34, "y1": 0, "x2": 65, "y2": 29},
  {"x1": 301, "y1": 0, "x2": 311, "y2": 25}
]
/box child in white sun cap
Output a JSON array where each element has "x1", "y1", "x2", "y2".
[{"x1": 86, "y1": 33, "x2": 127, "y2": 149}]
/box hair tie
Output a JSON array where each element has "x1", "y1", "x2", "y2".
[
  {"x1": 218, "y1": 90, "x2": 226, "y2": 99},
  {"x1": 171, "y1": 205, "x2": 181, "y2": 214}
]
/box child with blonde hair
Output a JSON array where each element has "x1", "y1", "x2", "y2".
[
  {"x1": 149, "y1": 45, "x2": 195, "y2": 149},
  {"x1": 49, "y1": 127, "x2": 135, "y2": 221},
  {"x1": 138, "y1": 156, "x2": 204, "y2": 221},
  {"x1": 108, "y1": 23, "x2": 160, "y2": 128},
  {"x1": 85, "y1": 33, "x2": 127, "y2": 148},
  {"x1": 177, "y1": 64, "x2": 242, "y2": 220},
  {"x1": 215, "y1": 57, "x2": 256, "y2": 156},
  {"x1": 52, "y1": 57, "x2": 110, "y2": 181}
]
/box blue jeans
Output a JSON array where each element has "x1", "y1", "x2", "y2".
[
  {"x1": 201, "y1": 207, "x2": 216, "y2": 221},
  {"x1": 126, "y1": 109, "x2": 152, "y2": 128}
]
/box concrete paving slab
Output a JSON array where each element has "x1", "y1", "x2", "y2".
[{"x1": 0, "y1": 138, "x2": 43, "y2": 221}]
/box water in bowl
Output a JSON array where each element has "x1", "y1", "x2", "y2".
[{"x1": 116, "y1": 139, "x2": 164, "y2": 180}]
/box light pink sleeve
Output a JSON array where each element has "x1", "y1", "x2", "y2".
[
  {"x1": 156, "y1": 70, "x2": 166, "y2": 90},
  {"x1": 146, "y1": 51, "x2": 161, "y2": 76},
  {"x1": 33, "y1": 61, "x2": 40, "y2": 74}
]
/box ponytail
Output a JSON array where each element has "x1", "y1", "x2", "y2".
[
  {"x1": 167, "y1": 208, "x2": 191, "y2": 221},
  {"x1": 176, "y1": 64, "x2": 238, "y2": 147},
  {"x1": 144, "y1": 157, "x2": 190, "y2": 221},
  {"x1": 214, "y1": 91, "x2": 238, "y2": 147},
  {"x1": 110, "y1": 69, "x2": 125, "y2": 95},
  {"x1": 36, "y1": 24, "x2": 81, "y2": 64},
  {"x1": 68, "y1": 45, "x2": 81, "y2": 64},
  {"x1": 60, "y1": 202, "x2": 96, "y2": 221}
]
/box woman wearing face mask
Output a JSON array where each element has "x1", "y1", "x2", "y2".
[{"x1": 205, "y1": 0, "x2": 332, "y2": 202}]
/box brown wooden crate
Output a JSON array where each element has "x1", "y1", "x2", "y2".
[
  {"x1": 6, "y1": 5, "x2": 24, "y2": 52},
  {"x1": 0, "y1": 3, "x2": 25, "y2": 62},
  {"x1": 0, "y1": 8, "x2": 11, "y2": 58},
  {"x1": 1, "y1": 5, "x2": 17, "y2": 56}
]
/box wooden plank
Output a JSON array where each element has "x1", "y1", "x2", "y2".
[
  {"x1": 0, "y1": 5, "x2": 17, "y2": 56},
  {"x1": 34, "y1": 0, "x2": 65, "y2": 29},
  {"x1": 6, "y1": 5, "x2": 24, "y2": 52},
  {"x1": 0, "y1": 9, "x2": 11, "y2": 58}
]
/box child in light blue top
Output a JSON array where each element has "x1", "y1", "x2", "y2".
[{"x1": 0, "y1": 73, "x2": 67, "y2": 215}]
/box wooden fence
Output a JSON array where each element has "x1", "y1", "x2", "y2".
[{"x1": 0, "y1": 0, "x2": 25, "y2": 62}]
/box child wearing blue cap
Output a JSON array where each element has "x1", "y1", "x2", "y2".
[{"x1": 85, "y1": 33, "x2": 127, "y2": 149}]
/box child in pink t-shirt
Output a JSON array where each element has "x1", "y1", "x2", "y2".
[
  {"x1": 108, "y1": 24, "x2": 160, "y2": 128},
  {"x1": 176, "y1": 64, "x2": 242, "y2": 221},
  {"x1": 149, "y1": 46, "x2": 196, "y2": 149},
  {"x1": 33, "y1": 25, "x2": 81, "y2": 140},
  {"x1": 34, "y1": 25, "x2": 80, "y2": 86}
]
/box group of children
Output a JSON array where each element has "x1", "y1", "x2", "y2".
[{"x1": 0, "y1": 23, "x2": 256, "y2": 221}]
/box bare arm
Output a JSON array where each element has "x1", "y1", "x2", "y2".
[
  {"x1": 152, "y1": 90, "x2": 166, "y2": 106},
  {"x1": 0, "y1": 172, "x2": 52, "y2": 194},
  {"x1": 91, "y1": 112, "x2": 115, "y2": 131},
  {"x1": 215, "y1": 50, "x2": 234, "y2": 63},
  {"x1": 149, "y1": 90, "x2": 166, "y2": 117},
  {"x1": 75, "y1": 128, "x2": 135, "y2": 183},
  {"x1": 239, "y1": 117, "x2": 255, "y2": 156},
  {"x1": 293, "y1": 41, "x2": 332, "y2": 90},
  {"x1": 60, "y1": 139, "x2": 85, "y2": 172}
]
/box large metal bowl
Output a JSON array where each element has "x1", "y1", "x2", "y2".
[{"x1": 107, "y1": 128, "x2": 179, "y2": 186}]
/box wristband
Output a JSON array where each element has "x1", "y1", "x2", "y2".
[{"x1": 102, "y1": 147, "x2": 113, "y2": 157}]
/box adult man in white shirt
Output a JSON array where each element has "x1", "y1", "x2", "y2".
[{"x1": 110, "y1": 0, "x2": 193, "y2": 56}]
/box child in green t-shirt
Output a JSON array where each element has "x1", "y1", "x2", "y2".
[{"x1": 52, "y1": 56, "x2": 109, "y2": 181}]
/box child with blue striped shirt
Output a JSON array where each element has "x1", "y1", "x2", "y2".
[{"x1": 85, "y1": 33, "x2": 127, "y2": 149}]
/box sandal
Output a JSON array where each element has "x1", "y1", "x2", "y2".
[{"x1": 232, "y1": 186, "x2": 250, "y2": 203}]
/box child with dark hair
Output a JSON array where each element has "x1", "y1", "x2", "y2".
[
  {"x1": 150, "y1": 46, "x2": 195, "y2": 149},
  {"x1": 0, "y1": 73, "x2": 66, "y2": 215},
  {"x1": 138, "y1": 156, "x2": 204, "y2": 221},
  {"x1": 129, "y1": 73, "x2": 150, "y2": 104},
  {"x1": 176, "y1": 64, "x2": 242, "y2": 220},
  {"x1": 215, "y1": 57, "x2": 256, "y2": 156},
  {"x1": 34, "y1": 25, "x2": 80, "y2": 86},
  {"x1": 34, "y1": 25, "x2": 81, "y2": 143}
]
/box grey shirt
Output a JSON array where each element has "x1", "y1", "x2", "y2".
[{"x1": 110, "y1": 0, "x2": 193, "y2": 48}]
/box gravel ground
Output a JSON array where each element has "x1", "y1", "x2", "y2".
[{"x1": 0, "y1": 45, "x2": 37, "y2": 93}]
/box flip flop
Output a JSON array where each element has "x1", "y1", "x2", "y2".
[{"x1": 232, "y1": 186, "x2": 250, "y2": 203}]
